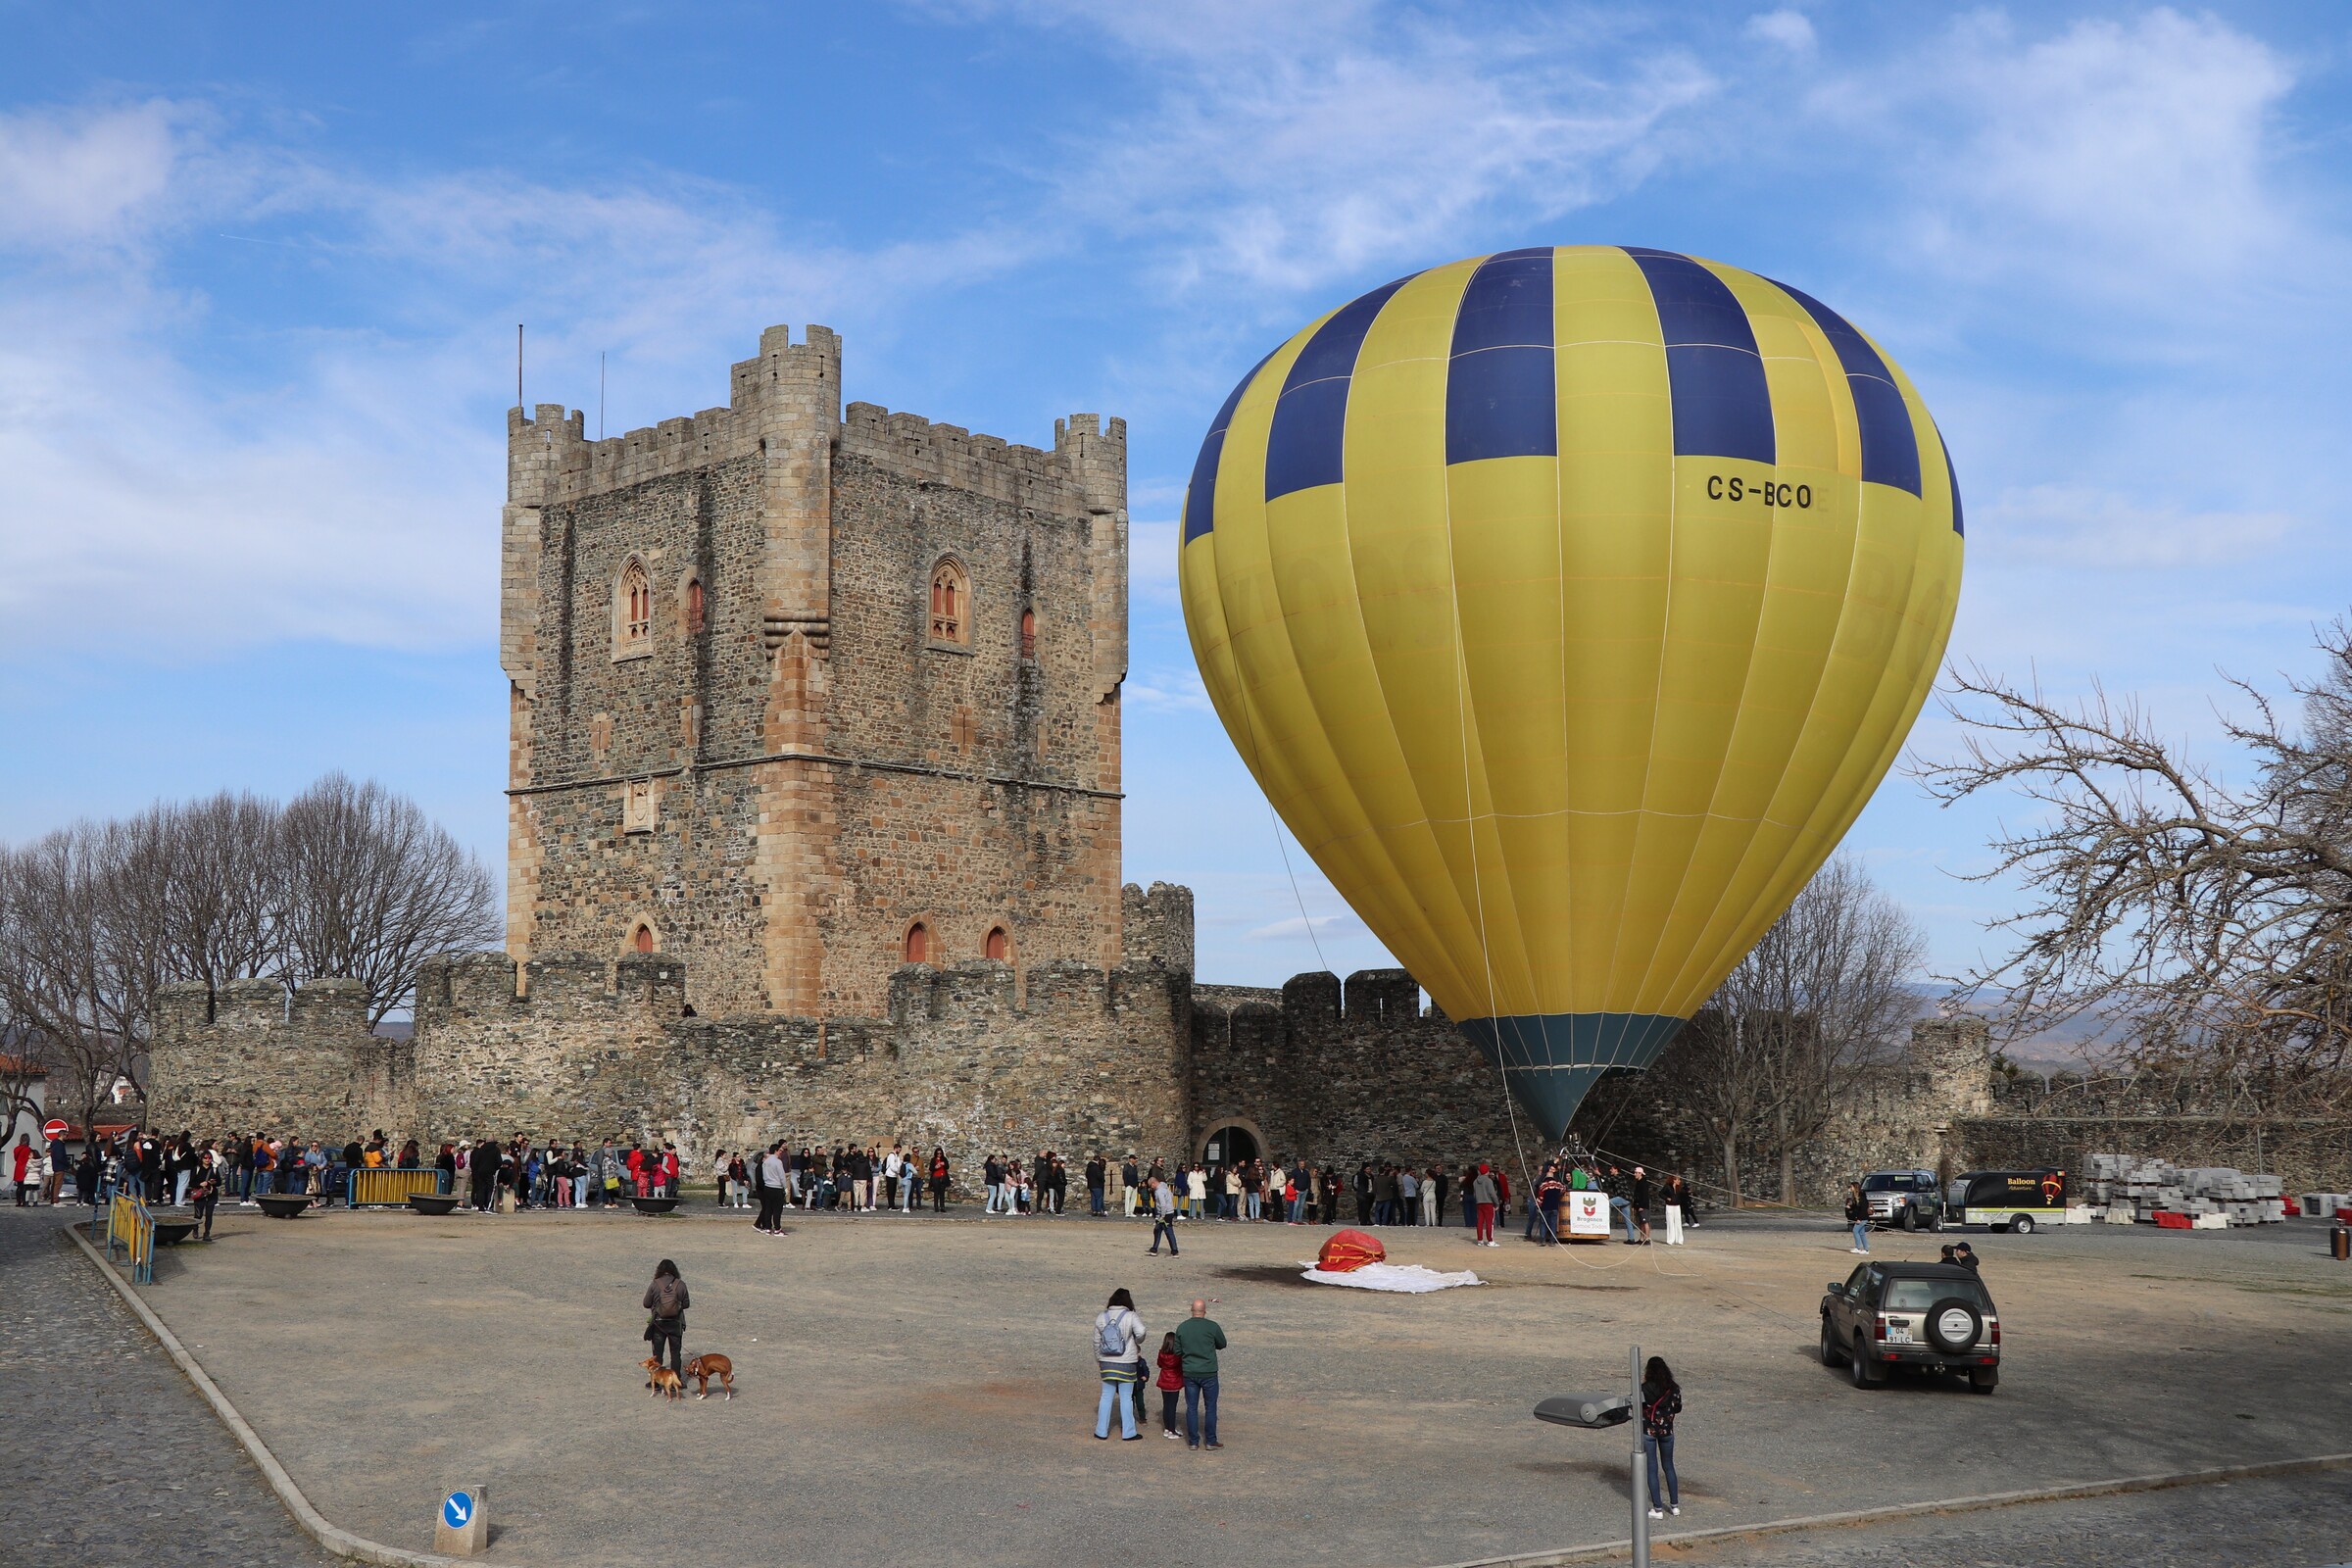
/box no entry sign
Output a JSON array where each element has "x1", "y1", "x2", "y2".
[{"x1": 42, "y1": 1119, "x2": 68, "y2": 1141}]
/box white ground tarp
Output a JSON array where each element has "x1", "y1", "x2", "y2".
[{"x1": 1300, "y1": 1262, "x2": 1483, "y2": 1293}]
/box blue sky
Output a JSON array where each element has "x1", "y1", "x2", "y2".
[{"x1": 3, "y1": 3, "x2": 2350, "y2": 990}]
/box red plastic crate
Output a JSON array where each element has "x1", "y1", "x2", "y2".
[{"x1": 2153, "y1": 1210, "x2": 2193, "y2": 1230}]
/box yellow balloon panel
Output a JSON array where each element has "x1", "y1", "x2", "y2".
[{"x1": 1178, "y1": 245, "x2": 1963, "y2": 1136}]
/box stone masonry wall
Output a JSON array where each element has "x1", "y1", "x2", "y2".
[
  {"x1": 804, "y1": 443, "x2": 1124, "y2": 1015},
  {"x1": 149, "y1": 888, "x2": 1195, "y2": 1186},
  {"x1": 148, "y1": 959, "x2": 2352, "y2": 1197},
  {"x1": 146, "y1": 979, "x2": 411, "y2": 1142},
  {"x1": 1189, "y1": 969, "x2": 1521, "y2": 1167},
  {"x1": 390, "y1": 947, "x2": 1191, "y2": 1177}
]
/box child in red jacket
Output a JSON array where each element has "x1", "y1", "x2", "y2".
[{"x1": 1155, "y1": 1331, "x2": 1185, "y2": 1439}]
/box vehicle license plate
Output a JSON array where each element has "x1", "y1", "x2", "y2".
[{"x1": 1886, "y1": 1323, "x2": 1915, "y2": 1344}]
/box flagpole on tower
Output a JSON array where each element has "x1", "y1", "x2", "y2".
[{"x1": 515, "y1": 324, "x2": 524, "y2": 410}]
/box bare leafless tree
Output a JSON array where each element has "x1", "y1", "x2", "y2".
[
  {"x1": 1674, "y1": 854, "x2": 1927, "y2": 1203},
  {"x1": 1916, "y1": 622, "x2": 2352, "y2": 1114},
  {"x1": 1750, "y1": 857, "x2": 1928, "y2": 1202},
  {"x1": 0, "y1": 821, "x2": 166, "y2": 1138},
  {"x1": 0, "y1": 777, "x2": 498, "y2": 1126},
  {"x1": 117, "y1": 792, "x2": 283, "y2": 1013},
  {"x1": 0, "y1": 1028, "x2": 50, "y2": 1142},
  {"x1": 276, "y1": 773, "x2": 498, "y2": 1023}
]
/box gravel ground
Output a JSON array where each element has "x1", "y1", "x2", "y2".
[
  {"x1": 88, "y1": 1198, "x2": 2352, "y2": 1567},
  {"x1": 0, "y1": 1207, "x2": 335, "y2": 1567}
]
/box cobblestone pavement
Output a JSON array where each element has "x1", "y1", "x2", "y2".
[
  {"x1": 1670, "y1": 1473, "x2": 2352, "y2": 1566},
  {"x1": 0, "y1": 1207, "x2": 335, "y2": 1567}
]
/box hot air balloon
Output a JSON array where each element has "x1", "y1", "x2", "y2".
[{"x1": 1178, "y1": 245, "x2": 1962, "y2": 1139}]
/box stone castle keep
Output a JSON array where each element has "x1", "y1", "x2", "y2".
[
  {"x1": 146, "y1": 322, "x2": 2021, "y2": 1196},
  {"x1": 499, "y1": 323, "x2": 1129, "y2": 1017}
]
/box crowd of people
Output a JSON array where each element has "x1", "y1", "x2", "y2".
[
  {"x1": 17, "y1": 1121, "x2": 1709, "y2": 1250},
  {"x1": 722, "y1": 1143, "x2": 954, "y2": 1226},
  {"x1": 26, "y1": 1128, "x2": 698, "y2": 1230}
]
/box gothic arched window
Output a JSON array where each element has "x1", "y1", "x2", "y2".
[
  {"x1": 632, "y1": 922, "x2": 656, "y2": 954},
  {"x1": 1020, "y1": 609, "x2": 1036, "y2": 660},
  {"x1": 904, "y1": 922, "x2": 930, "y2": 963},
  {"x1": 929, "y1": 559, "x2": 969, "y2": 645},
  {"x1": 985, "y1": 925, "x2": 1009, "y2": 961},
  {"x1": 615, "y1": 558, "x2": 652, "y2": 657},
  {"x1": 684, "y1": 575, "x2": 705, "y2": 636}
]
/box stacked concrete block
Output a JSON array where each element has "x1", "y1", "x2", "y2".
[
  {"x1": 2305, "y1": 1192, "x2": 2352, "y2": 1219},
  {"x1": 2083, "y1": 1153, "x2": 2287, "y2": 1227}
]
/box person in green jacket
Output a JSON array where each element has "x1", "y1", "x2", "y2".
[{"x1": 1173, "y1": 1298, "x2": 1228, "y2": 1449}]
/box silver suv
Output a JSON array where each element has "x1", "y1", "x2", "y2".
[
  {"x1": 1861, "y1": 1169, "x2": 1942, "y2": 1232},
  {"x1": 1820, "y1": 1260, "x2": 2000, "y2": 1393}
]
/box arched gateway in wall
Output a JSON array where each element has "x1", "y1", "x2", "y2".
[{"x1": 1200, "y1": 1118, "x2": 1266, "y2": 1167}]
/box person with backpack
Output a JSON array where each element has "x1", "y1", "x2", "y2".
[
  {"x1": 1641, "y1": 1356, "x2": 1683, "y2": 1519},
  {"x1": 642, "y1": 1258, "x2": 690, "y2": 1378},
  {"x1": 1091, "y1": 1288, "x2": 1147, "y2": 1440}
]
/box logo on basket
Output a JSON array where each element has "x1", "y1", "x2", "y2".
[{"x1": 443, "y1": 1492, "x2": 473, "y2": 1529}]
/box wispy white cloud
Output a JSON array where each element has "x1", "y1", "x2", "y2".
[
  {"x1": 1040, "y1": 6, "x2": 1716, "y2": 294},
  {"x1": 1246, "y1": 912, "x2": 1357, "y2": 942},
  {"x1": 0, "y1": 100, "x2": 1045, "y2": 658},
  {"x1": 0, "y1": 100, "x2": 192, "y2": 251},
  {"x1": 1127, "y1": 517, "x2": 1183, "y2": 607},
  {"x1": 1989, "y1": 484, "x2": 2296, "y2": 570},
  {"x1": 1812, "y1": 9, "x2": 2304, "y2": 308},
  {"x1": 1743, "y1": 9, "x2": 1815, "y2": 56},
  {"x1": 1125, "y1": 664, "x2": 1212, "y2": 712}
]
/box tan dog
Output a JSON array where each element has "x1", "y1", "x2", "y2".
[
  {"x1": 683, "y1": 1352, "x2": 734, "y2": 1400},
  {"x1": 640, "y1": 1356, "x2": 683, "y2": 1400}
]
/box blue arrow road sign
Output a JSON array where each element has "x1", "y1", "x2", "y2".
[{"x1": 443, "y1": 1492, "x2": 473, "y2": 1529}]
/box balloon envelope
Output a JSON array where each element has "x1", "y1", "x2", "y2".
[{"x1": 1179, "y1": 245, "x2": 1962, "y2": 1138}]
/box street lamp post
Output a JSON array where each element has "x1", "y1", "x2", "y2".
[
  {"x1": 1628, "y1": 1342, "x2": 1648, "y2": 1568},
  {"x1": 1534, "y1": 1341, "x2": 1651, "y2": 1567}
]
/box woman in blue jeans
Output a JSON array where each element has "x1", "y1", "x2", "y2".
[
  {"x1": 1641, "y1": 1355, "x2": 1683, "y2": 1519},
  {"x1": 1092, "y1": 1289, "x2": 1147, "y2": 1440}
]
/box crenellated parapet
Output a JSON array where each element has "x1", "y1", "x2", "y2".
[
  {"x1": 1187, "y1": 967, "x2": 1510, "y2": 1167},
  {"x1": 505, "y1": 326, "x2": 844, "y2": 510},
  {"x1": 1121, "y1": 882, "x2": 1194, "y2": 973},
  {"x1": 836, "y1": 402, "x2": 1124, "y2": 514}
]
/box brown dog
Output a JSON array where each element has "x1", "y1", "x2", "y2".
[
  {"x1": 683, "y1": 1352, "x2": 734, "y2": 1400},
  {"x1": 640, "y1": 1356, "x2": 683, "y2": 1400}
]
